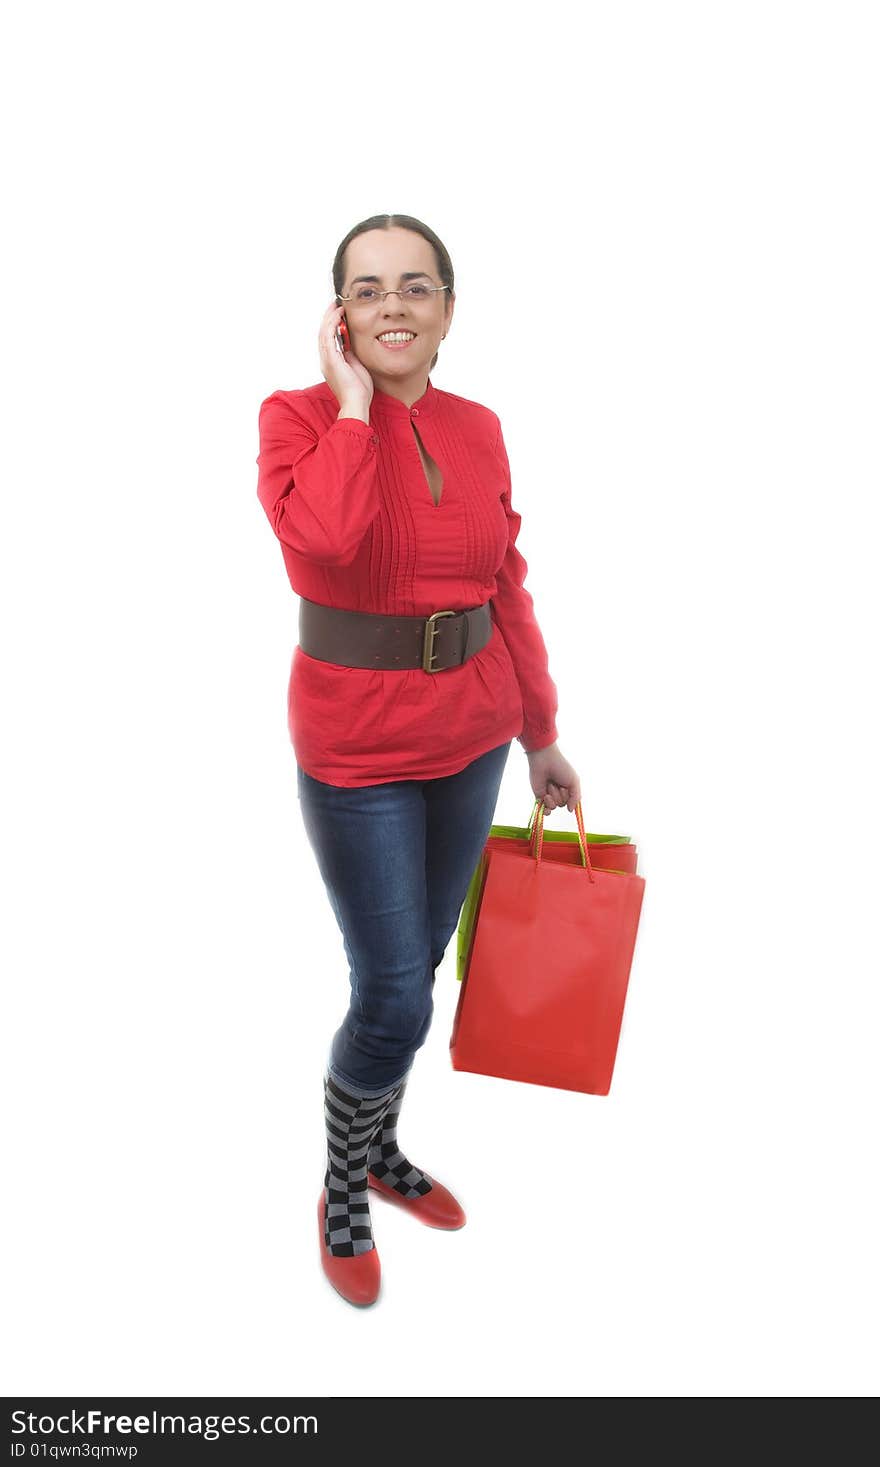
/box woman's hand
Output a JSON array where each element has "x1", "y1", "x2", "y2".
[
  {"x1": 319, "y1": 298, "x2": 374, "y2": 410},
  {"x1": 525, "y1": 742, "x2": 582, "y2": 814}
]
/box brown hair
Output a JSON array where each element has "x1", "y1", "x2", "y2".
[{"x1": 332, "y1": 214, "x2": 455, "y2": 374}]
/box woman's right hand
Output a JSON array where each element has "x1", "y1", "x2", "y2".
[{"x1": 319, "y1": 298, "x2": 373, "y2": 411}]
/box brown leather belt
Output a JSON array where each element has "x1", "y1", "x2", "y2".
[{"x1": 298, "y1": 596, "x2": 494, "y2": 673}]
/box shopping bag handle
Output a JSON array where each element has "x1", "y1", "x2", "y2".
[{"x1": 527, "y1": 798, "x2": 596, "y2": 882}]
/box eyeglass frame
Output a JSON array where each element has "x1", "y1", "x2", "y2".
[{"x1": 336, "y1": 283, "x2": 451, "y2": 306}]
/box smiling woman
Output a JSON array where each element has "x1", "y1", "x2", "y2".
[
  {"x1": 334, "y1": 231, "x2": 454, "y2": 395},
  {"x1": 256, "y1": 211, "x2": 576, "y2": 1308}
]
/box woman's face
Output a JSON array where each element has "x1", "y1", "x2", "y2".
[{"x1": 340, "y1": 227, "x2": 454, "y2": 389}]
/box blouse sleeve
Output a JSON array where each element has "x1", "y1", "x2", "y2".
[
  {"x1": 256, "y1": 391, "x2": 381, "y2": 566},
  {"x1": 490, "y1": 417, "x2": 560, "y2": 754}
]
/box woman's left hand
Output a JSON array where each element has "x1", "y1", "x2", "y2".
[{"x1": 525, "y1": 742, "x2": 582, "y2": 814}]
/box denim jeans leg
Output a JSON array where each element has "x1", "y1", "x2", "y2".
[
  {"x1": 296, "y1": 739, "x2": 512, "y2": 1091},
  {"x1": 296, "y1": 767, "x2": 435, "y2": 1091},
  {"x1": 422, "y1": 740, "x2": 512, "y2": 981}
]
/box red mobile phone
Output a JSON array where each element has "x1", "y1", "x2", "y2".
[{"x1": 335, "y1": 311, "x2": 350, "y2": 354}]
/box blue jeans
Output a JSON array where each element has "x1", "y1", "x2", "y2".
[{"x1": 296, "y1": 740, "x2": 512, "y2": 1093}]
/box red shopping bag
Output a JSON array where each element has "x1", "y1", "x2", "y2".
[{"x1": 449, "y1": 799, "x2": 645, "y2": 1095}]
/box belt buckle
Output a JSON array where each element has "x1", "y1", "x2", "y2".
[{"x1": 421, "y1": 609, "x2": 457, "y2": 673}]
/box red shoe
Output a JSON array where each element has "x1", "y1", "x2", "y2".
[
  {"x1": 317, "y1": 1192, "x2": 381, "y2": 1306},
  {"x1": 368, "y1": 1172, "x2": 466, "y2": 1229}
]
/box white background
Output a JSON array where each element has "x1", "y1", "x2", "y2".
[{"x1": 2, "y1": 0, "x2": 878, "y2": 1399}]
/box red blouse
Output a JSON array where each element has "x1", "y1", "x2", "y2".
[{"x1": 256, "y1": 376, "x2": 559, "y2": 787}]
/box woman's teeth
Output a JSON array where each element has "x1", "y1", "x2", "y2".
[{"x1": 377, "y1": 332, "x2": 416, "y2": 345}]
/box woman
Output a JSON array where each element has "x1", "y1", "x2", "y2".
[{"x1": 256, "y1": 214, "x2": 581, "y2": 1307}]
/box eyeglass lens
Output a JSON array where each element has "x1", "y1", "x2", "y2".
[{"x1": 346, "y1": 283, "x2": 439, "y2": 306}]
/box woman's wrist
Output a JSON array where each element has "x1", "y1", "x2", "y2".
[
  {"x1": 526, "y1": 740, "x2": 558, "y2": 758},
  {"x1": 337, "y1": 401, "x2": 370, "y2": 424}
]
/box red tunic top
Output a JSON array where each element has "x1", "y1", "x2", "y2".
[{"x1": 256, "y1": 376, "x2": 559, "y2": 787}]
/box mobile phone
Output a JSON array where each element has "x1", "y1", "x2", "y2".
[{"x1": 335, "y1": 311, "x2": 350, "y2": 354}]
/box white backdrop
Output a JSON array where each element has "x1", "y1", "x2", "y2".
[{"x1": 2, "y1": 0, "x2": 878, "y2": 1399}]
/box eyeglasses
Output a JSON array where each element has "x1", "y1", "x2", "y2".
[{"x1": 337, "y1": 283, "x2": 451, "y2": 308}]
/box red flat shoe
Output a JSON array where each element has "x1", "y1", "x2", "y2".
[
  {"x1": 317, "y1": 1192, "x2": 381, "y2": 1306},
  {"x1": 367, "y1": 1172, "x2": 466, "y2": 1229}
]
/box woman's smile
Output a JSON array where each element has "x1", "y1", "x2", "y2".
[{"x1": 376, "y1": 331, "x2": 418, "y2": 351}]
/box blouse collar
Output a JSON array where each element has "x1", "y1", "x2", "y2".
[{"x1": 369, "y1": 377, "x2": 438, "y2": 419}]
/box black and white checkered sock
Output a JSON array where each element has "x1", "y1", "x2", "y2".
[
  {"x1": 367, "y1": 1077, "x2": 434, "y2": 1199},
  {"x1": 322, "y1": 1071, "x2": 403, "y2": 1258}
]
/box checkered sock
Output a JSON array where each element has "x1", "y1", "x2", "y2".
[
  {"x1": 322, "y1": 1071, "x2": 403, "y2": 1258},
  {"x1": 367, "y1": 1077, "x2": 434, "y2": 1198}
]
